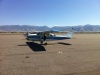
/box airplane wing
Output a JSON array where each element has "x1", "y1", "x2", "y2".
[
  {"x1": 34, "y1": 30, "x2": 60, "y2": 35},
  {"x1": 35, "y1": 30, "x2": 60, "y2": 33}
]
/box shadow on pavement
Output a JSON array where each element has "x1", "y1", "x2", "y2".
[
  {"x1": 26, "y1": 42, "x2": 46, "y2": 52},
  {"x1": 58, "y1": 42, "x2": 72, "y2": 45},
  {"x1": 18, "y1": 44, "x2": 27, "y2": 46}
]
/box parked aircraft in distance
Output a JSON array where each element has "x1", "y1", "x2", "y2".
[{"x1": 24, "y1": 30, "x2": 74, "y2": 45}]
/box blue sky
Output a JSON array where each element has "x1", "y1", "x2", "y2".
[{"x1": 0, "y1": 0, "x2": 100, "y2": 27}]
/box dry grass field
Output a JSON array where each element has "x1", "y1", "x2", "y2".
[{"x1": 0, "y1": 33, "x2": 100, "y2": 75}]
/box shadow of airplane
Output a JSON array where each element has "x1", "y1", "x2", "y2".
[
  {"x1": 58, "y1": 42, "x2": 72, "y2": 45},
  {"x1": 26, "y1": 42, "x2": 46, "y2": 52},
  {"x1": 18, "y1": 44, "x2": 27, "y2": 46}
]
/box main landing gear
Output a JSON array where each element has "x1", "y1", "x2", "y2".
[
  {"x1": 40, "y1": 41, "x2": 47, "y2": 45},
  {"x1": 44, "y1": 41, "x2": 47, "y2": 45}
]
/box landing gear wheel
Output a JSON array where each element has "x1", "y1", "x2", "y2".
[
  {"x1": 44, "y1": 42, "x2": 47, "y2": 45},
  {"x1": 40, "y1": 41, "x2": 43, "y2": 44}
]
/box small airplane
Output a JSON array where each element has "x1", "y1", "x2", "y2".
[{"x1": 24, "y1": 30, "x2": 74, "y2": 45}]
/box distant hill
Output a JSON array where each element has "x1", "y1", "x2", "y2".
[{"x1": 0, "y1": 25, "x2": 100, "y2": 32}]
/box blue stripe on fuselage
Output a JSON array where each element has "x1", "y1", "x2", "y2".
[
  {"x1": 46, "y1": 36, "x2": 70, "y2": 40},
  {"x1": 27, "y1": 35, "x2": 70, "y2": 41},
  {"x1": 27, "y1": 35, "x2": 40, "y2": 40}
]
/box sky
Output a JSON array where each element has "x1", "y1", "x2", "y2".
[{"x1": 0, "y1": 0, "x2": 100, "y2": 27}]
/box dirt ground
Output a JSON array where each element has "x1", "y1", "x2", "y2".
[{"x1": 0, "y1": 33, "x2": 100, "y2": 75}]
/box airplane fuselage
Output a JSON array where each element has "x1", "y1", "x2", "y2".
[{"x1": 27, "y1": 34, "x2": 70, "y2": 41}]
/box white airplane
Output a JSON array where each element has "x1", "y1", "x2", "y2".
[{"x1": 25, "y1": 30, "x2": 74, "y2": 45}]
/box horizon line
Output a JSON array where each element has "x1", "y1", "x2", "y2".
[{"x1": 0, "y1": 24, "x2": 100, "y2": 27}]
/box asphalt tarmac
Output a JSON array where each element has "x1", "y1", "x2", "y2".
[{"x1": 0, "y1": 33, "x2": 100, "y2": 75}]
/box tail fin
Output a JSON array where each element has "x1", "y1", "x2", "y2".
[
  {"x1": 66, "y1": 28, "x2": 74, "y2": 38},
  {"x1": 66, "y1": 31, "x2": 73, "y2": 38}
]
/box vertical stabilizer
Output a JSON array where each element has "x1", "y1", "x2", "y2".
[{"x1": 66, "y1": 31, "x2": 73, "y2": 38}]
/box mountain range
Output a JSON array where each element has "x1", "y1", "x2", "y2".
[{"x1": 0, "y1": 25, "x2": 100, "y2": 32}]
